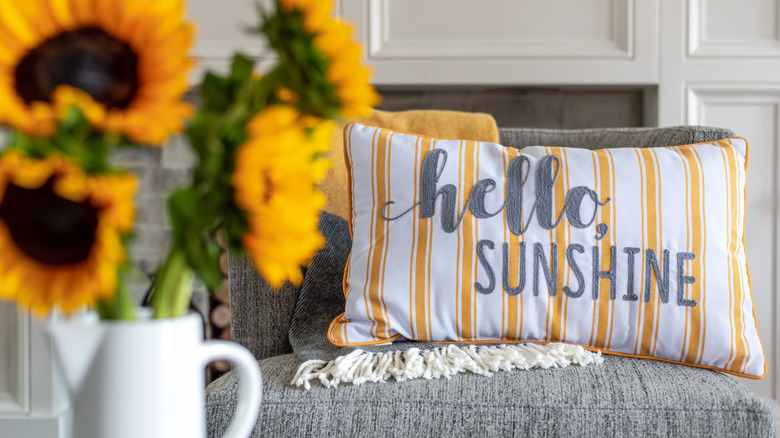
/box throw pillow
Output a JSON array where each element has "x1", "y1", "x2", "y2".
[{"x1": 328, "y1": 122, "x2": 766, "y2": 378}]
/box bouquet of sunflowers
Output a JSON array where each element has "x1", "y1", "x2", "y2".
[{"x1": 0, "y1": 0, "x2": 378, "y2": 320}]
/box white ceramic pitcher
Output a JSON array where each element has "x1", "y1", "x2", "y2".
[{"x1": 48, "y1": 310, "x2": 262, "y2": 438}]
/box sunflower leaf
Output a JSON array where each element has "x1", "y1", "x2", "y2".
[
  {"x1": 230, "y1": 53, "x2": 254, "y2": 85},
  {"x1": 167, "y1": 188, "x2": 223, "y2": 292},
  {"x1": 167, "y1": 188, "x2": 199, "y2": 244},
  {"x1": 188, "y1": 239, "x2": 223, "y2": 292},
  {"x1": 201, "y1": 73, "x2": 232, "y2": 112},
  {"x1": 186, "y1": 111, "x2": 221, "y2": 161}
]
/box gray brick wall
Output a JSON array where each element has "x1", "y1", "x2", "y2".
[{"x1": 112, "y1": 134, "x2": 208, "y2": 314}]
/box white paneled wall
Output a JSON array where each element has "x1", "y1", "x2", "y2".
[{"x1": 341, "y1": 0, "x2": 658, "y2": 85}]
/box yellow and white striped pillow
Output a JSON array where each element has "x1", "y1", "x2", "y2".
[{"x1": 328, "y1": 123, "x2": 766, "y2": 378}]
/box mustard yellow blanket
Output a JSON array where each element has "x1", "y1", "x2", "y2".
[{"x1": 320, "y1": 109, "x2": 499, "y2": 219}]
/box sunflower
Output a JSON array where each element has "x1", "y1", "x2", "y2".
[
  {"x1": 273, "y1": 0, "x2": 379, "y2": 118},
  {"x1": 231, "y1": 105, "x2": 331, "y2": 287},
  {"x1": 0, "y1": 0, "x2": 194, "y2": 144},
  {"x1": 0, "y1": 151, "x2": 136, "y2": 314}
]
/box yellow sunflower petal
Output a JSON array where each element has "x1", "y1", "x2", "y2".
[
  {"x1": 0, "y1": 1, "x2": 39, "y2": 45},
  {"x1": 17, "y1": 0, "x2": 57, "y2": 39},
  {"x1": 51, "y1": 85, "x2": 108, "y2": 127},
  {"x1": 69, "y1": 0, "x2": 97, "y2": 26},
  {"x1": 46, "y1": 0, "x2": 76, "y2": 29}
]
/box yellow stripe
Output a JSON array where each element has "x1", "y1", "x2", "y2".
[
  {"x1": 562, "y1": 148, "x2": 573, "y2": 343},
  {"x1": 720, "y1": 146, "x2": 737, "y2": 369},
  {"x1": 408, "y1": 136, "x2": 420, "y2": 339},
  {"x1": 588, "y1": 150, "x2": 600, "y2": 347},
  {"x1": 366, "y1": 129, "x2": 393, "y2": 339},
  {"x1": 726, "y1": 139, "x2": 751, "y2": 373},
  {"x1": 407, "y1": 136, "x2": 419, "y2": 339},
  {"x1": 679, "y1": 146, "x2": 706, "y2": 364},
  {"x1": 460, "y1": 140, "x2": 478, "y2": 340},
  {"x1": 639, "y1": 148, "x2": 661, "y2": 357},
  {"x1": 604, "y1": 149, "x2": 618, "y2": 349},
  {"x1": 501, "y1": 148, "x2": 508, "y2": 339},
  {"x1": 377, "y1": 132, "x2": 395, "y2": 339},
  {"x1": 455, "y1": 141, "x2": 464, "y2": 341},
  {"x1": 720, "y1": 143, "x2": 749, "y2": 372},
  {"x1": 735, "y1": 144, "x2": 751, "y2": 374},
  {"x1": 594, "y1": 149, "x2": 614, "y2": 348},
  {"x1": 690, "y1": 147, "x2": 709, "y2": 364},
  {"x1": 649, "y1": 148, "x2": 664, "y2": 356},
  {"x1": 550, "y1": 147, "x2": 569, "y2": 342},
  {"x1": 504, "y1": 147, "x2": 523, "y2": 340},
  {"x1": 411, "y1": 137, "x2": 434, "y2": 341},
  {"x1": 672, "y1": 147, "x2": 692, "y2": 362},
  {"x1": 472, "y1": 142, "x2": 482, "y2": 339},
  {"x1": 632, "y1": 149, "x2": 648, "y2": 354},
  {"x1": 427, "y1": 141, "x2": 436, "y2": 339},
  {"x1": 361, "y1": 128, "x2": 382, "y2": 339}
]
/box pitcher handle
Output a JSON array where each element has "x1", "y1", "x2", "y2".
[{"x1": 200, "y1": 340, "x2": 263, "y2": 438}]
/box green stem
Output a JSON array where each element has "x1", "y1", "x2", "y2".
[
  {"x1": 150, "y1": 244, "x2": 194, "y2": 319},
  {"x1": 96, "y1": 279, "x2": 136, "y2": 320}
]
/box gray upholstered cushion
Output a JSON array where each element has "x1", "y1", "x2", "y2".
[{"x1": 206, "y1": 353, "x2": 774, "y2": 437}]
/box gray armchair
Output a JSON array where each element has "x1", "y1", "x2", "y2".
[{"x1": 207, "y1": 126, "x2": 775, "y2": 437}]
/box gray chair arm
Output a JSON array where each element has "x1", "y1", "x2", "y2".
[
  {"x1": 228, "y1": 251, "x2": 299, "y2": 360},
  {"x1": 499, "y1": 126, "x2": 735, "y2": 149}
]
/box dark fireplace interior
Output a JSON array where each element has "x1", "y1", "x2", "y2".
[{"x1": 376, "y1": 86, "x2": 653, "y2": 129}]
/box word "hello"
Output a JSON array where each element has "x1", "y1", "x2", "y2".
[{"x1": 381, "y1": 149, "x2": 611, "y2": 237}]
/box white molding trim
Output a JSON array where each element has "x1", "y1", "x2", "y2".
[
  {"x1": 188, "y1": 41, "x2": 277, "y2": 83},
  {"x1": 686, "y1": 83, "x2": 780, "y2": 124},
  {"x1": 366, "y1": 0, "x2": 633, "y2": 60},
  {"x1": 0, "y1": 413, "x2": 70, "y2": 438},
  {"x1": 687, "y1": 0, "x2": 780, "y2": 58},
  {"x1": 191, "y1": 41, "x2": 269, "y2": 60},
  {"x1": 0, "y1": 306, "x2": 29, "y2": 415}
]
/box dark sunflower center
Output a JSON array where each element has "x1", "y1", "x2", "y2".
[
  {"x1": 14, "y1": 27, "x2": 139, "y2": 109},
  {"x1": 0, "y1": 179, "x2": 99, "y2": 265}
]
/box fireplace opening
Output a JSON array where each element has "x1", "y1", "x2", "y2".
[{"x1": 376, "y1": 86, "x2": 657, "y2": 129}]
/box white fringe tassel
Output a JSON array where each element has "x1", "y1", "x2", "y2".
[{"x1": 291, "y1": 343, "x2": 603, "y2": 390}]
